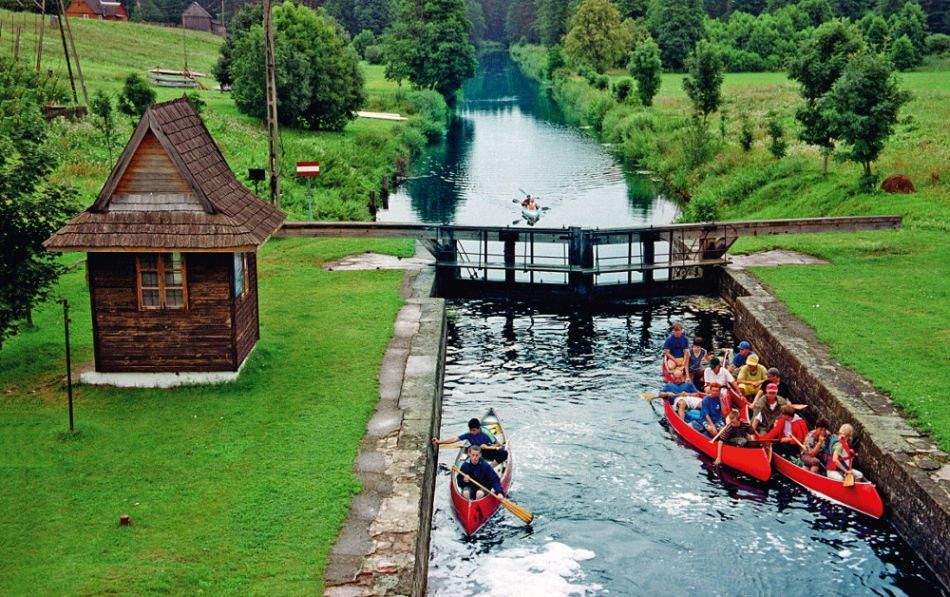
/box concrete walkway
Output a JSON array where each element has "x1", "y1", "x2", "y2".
[
  {"x1": 324, "y1": 247, "x2": 445, "y2": 596},
  {"x1": 728, "y1": 249, "x2": 828, "y2": 268}
]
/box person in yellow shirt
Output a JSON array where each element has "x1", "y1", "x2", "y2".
[{"x1": 736, "y1": 354, "x2": 768, "y2": 398}]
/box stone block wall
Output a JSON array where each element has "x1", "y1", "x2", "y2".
[{"x1": 720, "y1": 267, "x2": 950, "y2": 589}]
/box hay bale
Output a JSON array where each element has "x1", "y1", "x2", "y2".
[{"x1": 881, "y1": 174, "x2": 915, "y2": 194}]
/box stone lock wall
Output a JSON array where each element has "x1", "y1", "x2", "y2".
[{"x1": 720, "y1": 267, "x2": 950, "y2": 589}]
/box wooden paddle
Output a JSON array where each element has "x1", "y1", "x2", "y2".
[
  {"x1": 451, "y1": 465, "x2": 534, "y2": 524},
  {"x1": 843, "y1": 469, "x2": 855, "y2": 487},
  {"x1": 709, "y1": 423, "x2": 730, "y2": 444},
  {"x1": 438, "y1": 443, "x2": 467, "y2": 450}
]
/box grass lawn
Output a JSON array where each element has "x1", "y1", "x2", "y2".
[
  {"x1": 0, "y1": 9, "x2": 442, "y2": 220},
  {"x1": 512, "y1": 44, "x2": 950, "y2": 451},
  {"x1": 0, "y1": 237, "x2": 414, "y2": 594}
]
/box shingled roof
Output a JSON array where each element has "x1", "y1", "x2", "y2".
[
  {"x1": 182, "y1": 2, "x2": 212, "y2": 18},
  {"x1": 45, "y1": 97, "x2": 285, "y2": 252}
]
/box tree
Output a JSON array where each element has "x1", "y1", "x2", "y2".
[
  {"x1": 536, "y1": 0, "x2": 572, "y2": 45},
  {"x1": 889, "y1": 1, "x2": 928, "y2": 58},
  {"x1": 563, "y1": 0, "x2": 635, "y2": 72},
  {"x1": 862, "y1": 14, "x2": 891, "y2": 51},
  {"x1": 628, "y1": 36, "x2": 662, "y2": 106},
  {"x1": 352, "y1": 29, "x2": 378, "y2": 58},
  {"x1": 821, "y1": 52, "x2": 911, "y2": 177},
  {"x1": 739, "y1": 116, "x2": 755, "y2": 150},
  {"x1": 615, "y1": 0, "x2": 649, "y2": 19},
  {"x1": 800, "y1": 0, "x2": 834, "y2": 26},
  {"x1": 383, "y1": 0, "x2": 477, "y2": 104},
  {"x1": 505, "y1": 0, "x2": 538, "y2": 43},
  {"x1": 117, "y1": 73, "x2": 156, "y2": 120},
  {"x1": 0, "y1": 58, "x2": 76, "y2": 347},
  {"x1": 788, "y1": 20, "x2": 864, "y2": 174},
  {"x1": 90, "y1": 90, "x2": 117, "y2": 164},
  {"x1": 682, "y1": 40, "x2": 723, "y2": 125},
  {"x1": 213, "y1": 2, "x2": 264, "y2": 90},
  {"x1": 545, "y1": 44, "x2": 566, "y2": 78},
  {"x1": 647, "y1": 0, "x2": 703, "y2": 70},
  {"x1": 766, "y1": 115, "x2": 788, "y2": 158},
  {"x1": 613, "y1": 78, "x2": 635, "y2": 101},
  {"x1": 325, "y1": 0, "x2": 397, "y2": 36},
  {"x1": 888, "y1": 33, "x2": 919, "y2": 68},
  {"x1": 231, "y1": 2, "x2": 365, "y2": 130}
]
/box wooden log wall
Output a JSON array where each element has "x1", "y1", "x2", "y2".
[
  {"x1": 88, "y1": 252, "x2": 239, "y2": 372},
  {"x1": 233, "y1": 252, "x2": 260, "y2": 367}
]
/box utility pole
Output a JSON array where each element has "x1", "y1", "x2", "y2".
[
  {"x1": 61, "y1": 299, "x2": 75, "y2": 433},
  {"x1": 58, "y1": 0, "x2": 88, "y2": 105},
  {"x1": 263, "y1": 0, "x2": 281, "y2": 208},
  {"x1": 56, "y1": 2, "x2": 78, "y2": 104},
  {"x1": 37, "y1": 0, "x2": 46, "y2": 72}
]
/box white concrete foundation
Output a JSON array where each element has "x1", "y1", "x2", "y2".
[{"x1": 79, "y1": 348, "x2": 254, "y2": 388}]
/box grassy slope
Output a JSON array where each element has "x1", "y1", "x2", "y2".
[
  {"x1": 1, "y1": 9, "x2": 433, "y2": 220},
  {"x1": 513, "y1": 45, "x2": 950, "y2": 451},
  {"x1": 0, "y1": 237, "x2": 413, "y2": 594}
]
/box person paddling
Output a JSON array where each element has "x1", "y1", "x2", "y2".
[
  {"x1": 659, "y1": 368, "x2": 702, "y2": 419},
  {"x1": 713, "y1": 409, "x2": 755, "y2": 465},
  {"x1": 756, "y1": 404, "x2": 808, "y2": 458},
  {"x1": 457, "y1": 444, "x2": 504, "y2": 500},
  {"x1": 433, "y1": 417, "x2": 508, "y2": 463},
  {"x1": 827, "y1": 424, "x2": 863, "y2": 482}
]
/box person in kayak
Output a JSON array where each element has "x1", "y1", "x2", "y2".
[
  {"x1": 521, "y1": 195, "x2": 537, "y2": 210},
  {"x1": 756, "y1": 404, "x2": 809, "y2": 458},
  {"x1": 801, "y1": 418, "x2": 831, "y2": 473},
  {"x1": 713, "y1": 409, "x2": 756, "y2": 465},
  {"x1": 686, "y1": 337, "x2": 708, "y2": 388},
  {"x1": 659, "y1": 368, "x2": 702, "y2": 419},
  {"x1": 458, "y1": 444, "x2": 504, "y2": 500},
  {"x1": 736, "y1": 354, "x2": 768, "y2": 398},
  {"x1": 827, "y1": 423, "x2": 864, "y2": 481},
  {"x1": 432, "y1": 418, "x2": 509, "y2": 463},
  {"x1": 752, "y1": 367, "x2": 790, "y2": 404},
  {"x1": 751, "y1": 383, "x2": 788, "y2": 433},
  {"x1": 663, "y1": 321, "x2": 690, "y2": 374},
  {"x1": 703, "y1": 357, "x2": 742, "y2": 398},
  {"x1": 729, "y1": 341, "x2": 752, "y2": 373},
  {"x1": 693, "y1": 382, "x2": 726, "y2": 436}
]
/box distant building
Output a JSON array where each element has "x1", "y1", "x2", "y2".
[
  {"x1": 182, "y1": 2, "x2": 224, "y2": 34},
  {"x1": 65, "y1": 0, "x2": 129, "y2": 21},
  {"x1": 44, "y1": 98, "x2": 285, "y2": 387}
]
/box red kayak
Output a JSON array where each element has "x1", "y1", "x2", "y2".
[
  {"x1": 773, "y1": 453, "x2": 884, "y2": 518},
  {"x1": 449, "y1": 408, "x2": 513, "y2": 535},
  {"x1": 663, "y1": 399, "x2": 771, "y2": 481}
]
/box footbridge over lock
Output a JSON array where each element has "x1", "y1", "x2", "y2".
[{"x1": 277, "y1": 216, "x2": 902, "y2": 299}]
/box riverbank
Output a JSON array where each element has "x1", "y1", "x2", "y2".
[
  {"x1": 510, "y1": 44, "x2": 949, "y2": 453},
  {"x1": 0, "y1": 239, "x2": 413, "y2": 593},
  {"x1": 1, "y1": 9, "x2": 446, "y2": 220}
]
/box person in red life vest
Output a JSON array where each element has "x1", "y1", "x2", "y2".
[
  {"x1": 828, "y1": 423, "x2": 864, "y2": 481},
  {"x1": 713, "y1": 409, "x2": 755, "y2": 466},
  {"x1": 757, "y1": 403, "x2": 808, "y2": 458}
]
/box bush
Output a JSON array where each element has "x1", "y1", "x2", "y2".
[
  {"x1": 117, "y1": 73, "x2": 156, "y2": 119},
  {"x1": 545, "y1": 45, "x2": 566, "y2": 79},
  {"x1": 683, "y1": 190, "x2": 721, "y2": 222},
  {"x1": 718, "y1": 47, "x2": 769, "y2": 73},
  {"x1": 364, "y1": 45, "x2": 385, "y2": 64},
  {"x1": 739, "y1": 118, "x2": 754, "y2": 151},
  {"x1": 925, "y1": 33, "x2": 950, "y2": 55},
  {"x1": 352, "y1": 29, "x2": 377, "y2": 58},
  {"x1": 889, "y1": 35, "x2": 919, "y2": 70},
  {"x1": 613, "y1": 78, "x2": 634, "y2": 103},
  {"x1": 585, "y1": 93, "x2": 614, "y2": 130},
  {"x1": 766, "y1": 116, "x2": 787, "y2": 159},
  {"x1": 594, "y1": 74, "x2": 609, "y2": 90}
]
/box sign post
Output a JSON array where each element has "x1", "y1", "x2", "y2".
[
  {"x1": 61, "y1": 299, "x2": 74, "y2": 433},
  {"x1": 296, "y1": 161, "x2": 320, "y2": 220}
]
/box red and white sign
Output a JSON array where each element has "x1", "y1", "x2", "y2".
[{"x1": 296, "y1": 161, "x2": 320, "y2": 177}]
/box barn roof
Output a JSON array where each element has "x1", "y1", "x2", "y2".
[
  {"x1": 74, "y1": 0, "x2": 123, "y2": 16},
  {"x1": 45, "y1": 97, "x2": 285, "y2": 252},
  {"x1": 182, "y1": 1, "x2": 212, "y2": 18}
]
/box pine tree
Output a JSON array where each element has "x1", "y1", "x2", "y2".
[
  {"x1": 384, "y1": 0, "x2": 477, "y2": 104},
  {"x1": 888, "y1": 33, "x2": 919, "y2": 68}
]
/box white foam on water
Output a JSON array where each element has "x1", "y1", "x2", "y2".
[{"x1": 431, "y1": 541, "x2": 600, "y2": 597}]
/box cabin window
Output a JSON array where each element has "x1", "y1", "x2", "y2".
[
  {"x1": 233, "y1": 253, "x2": 249, "y2": 298},
  {"x1": 137, "y1": 253, "x2": 187, "y2": 310}
]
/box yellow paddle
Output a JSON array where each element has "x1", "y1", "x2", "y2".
[
  {"x1": 451, "y1": 465, "x2": 534, "y2": 524},
  {"x1": 438, "y1": 443, "x2": 467, "y2": 450}
]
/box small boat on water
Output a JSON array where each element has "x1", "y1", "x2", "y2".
[
  {"x1": 521, "y1": 204, "x2": 541, "y2": 222},
  {"x1": 450, "y1": 408, "x2": 513, "y2": 535},
  {"x1": 663, "y1": 399, "x2": 771, "y2": 481},
  {"x1": 773, "y1": 453, "x2": 884, "y2": 518}
]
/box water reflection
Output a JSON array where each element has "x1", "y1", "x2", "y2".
[{"x1": 430, "y1": 299, "x2": 940, "y2": 596}]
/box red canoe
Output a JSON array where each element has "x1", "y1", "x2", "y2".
[
  {"x1": 773, "y1": 453, "x2": 884, "y2": 518},
  {"x1": 663, "y1": 399, "x2": 771, "y2": 481},
  {"x1": 661, "y1": 358, "x2": 675, "y2": 382},
  {"x1": 449, "y1": 408, "x2": 513, "y2": 535}
]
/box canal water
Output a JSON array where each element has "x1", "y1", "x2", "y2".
[{"x1": 389, "y1": 53, "x2": 940, "y2": 594}]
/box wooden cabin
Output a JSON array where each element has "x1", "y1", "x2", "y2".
[
  {"x1": 44, "y1": 97, "x2": 285, "y2": 387},
  {"x1": 181, "y1": 2, "x2": 213, "y2": 33},
  {"x1": 66, "y1": 0, "x2": 129, "y2": 21}
]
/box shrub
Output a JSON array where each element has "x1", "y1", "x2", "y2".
[
  {"x1": 364, "y1": 45, "x2": 385, "y2": 64},
  {"x1": 766, "y1": 116, "x2": 787, "y2": 159},
  {"x1": 739, "y1": 117, "x2": 754, "y2": 151},
  {"x1": 613, "y1": 78, "x2": 634, "y2": 103},
  {"x1": 594, "y1": 75, "x2": 610, "y2": 90},
  {"x1": 352, "y1": 29, "x2": 377, "y2": 58},
  {"x1": 117, "y1": 73, "x2": 156, "y2": 119},
  {"x1": 925, "y1": 33, "x2": 950, "y2": 55},
  {"x1": 683, "y1": 190, "x2": 721, "y2": 222},
  {"x1": 545, "y1": 45, "x2": 566, "y2": 79},
  {"x1": 889, "y1": 35, "x2": 919, "y2": 71}
]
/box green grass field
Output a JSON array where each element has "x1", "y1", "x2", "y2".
[
  {"x1": 0, "y1": 9, "x2": 443, "y2": 220},
  {"x1": 513, "y1": 44, "x2": 950, "y2": 451},
  {"x1": 0, "y1": 238, "x2": 414, "y2": 594}
]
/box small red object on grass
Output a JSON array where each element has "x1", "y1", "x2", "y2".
[{"x1": 120, "y1": 514, "x2": 131, "y2": 526}]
